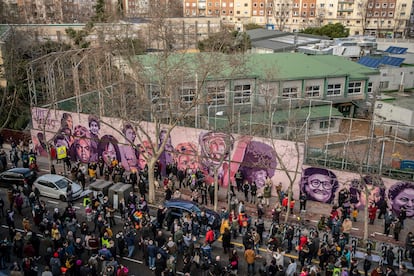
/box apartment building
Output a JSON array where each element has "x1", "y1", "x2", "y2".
[{"x1": 183, "y1": 0, "x2": 413, "y2": 37}]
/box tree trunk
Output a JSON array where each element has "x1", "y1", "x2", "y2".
[
  {"x1": 285, "y1": 183, "x2": 293, "y2": 223},
  {"x1": 364, "y1": 188, "x2": 369, "y2": 242},
  {"x1": 214, "y1": 167, "x2": 219, "y2": 212},
  {"x1": 148, "y1": 159, "x2": 156, "y2": 204}
]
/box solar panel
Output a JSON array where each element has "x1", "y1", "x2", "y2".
[
  {"x1": 380, "y1": 56, "x2": 405, "y2": 67},
  {"x1": 358, "y1": 56, "x2": 382, "y2": 68},
  {"x1": 384, "y1": 46, "x2": 408, "y2": 54}
]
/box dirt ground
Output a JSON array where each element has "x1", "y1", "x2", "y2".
[{"x1": 308, "y1": 119, "x2": 414, "y2": 169}]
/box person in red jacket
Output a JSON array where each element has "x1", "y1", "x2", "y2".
[
  {"x1": 205, "y1": 226, "x2": 215, "y2": 245},
  {"x1": 290, "y1": 199, "x2": 296, "y2": 214},
  {"x1": 368, "y1": 204, "x2": 378, "y2": 224},
  {"x1": 282, "y1": 195, "x2": 288, "y2": 212}
]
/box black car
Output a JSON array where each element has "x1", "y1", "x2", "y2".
[
  {"x1": 164, "y1": 199, "x2": 221, "y2": 231},
  {"x1": 0, "y1": 168, "x2": 37, "y2": 188}
]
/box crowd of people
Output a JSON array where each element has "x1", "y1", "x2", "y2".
[{"x1": 0, "y1": 137, "x2": 413, "y2": 276}]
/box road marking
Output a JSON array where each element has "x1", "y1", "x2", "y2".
[
  {"x1": 310, "y1": 220, "x2": 318, "y2": 223},
  {"x1": 47, "y1": 200, "x2": 59, "y2": 204},
  {"x1": 1, "y1": 225, "x2": 44, "y2": 238},
  {"x1": 352, "y1": 227, "x2": 359, "y2": 230},
  {"x1": 121, "y1": 257, "x2": 143, "y2": 264},
  {"x1": 73, "y1": 206, "x2": 81, "y2": 209}
]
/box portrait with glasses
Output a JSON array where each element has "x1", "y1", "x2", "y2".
[{"x1": 300, "y1": 167, "x2": 339, "y2": 204}]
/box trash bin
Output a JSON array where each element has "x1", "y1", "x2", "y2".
[
  {"x1": 108, "y1": 182, "x2": 133, "y2": 210},
  {"x1": 89, "y1": 179, "x2": 114, "y2": 197}
]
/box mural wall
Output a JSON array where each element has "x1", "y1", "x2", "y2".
[
  {"x1": 31, "y1": 107, "x2": 304, "y2": 192},
  {"x1": 31, "y1": 108, "x2": 414, "y2": 218},
  {"x1": 301, "y1": 165, "x2": 414, "y2": 219}
]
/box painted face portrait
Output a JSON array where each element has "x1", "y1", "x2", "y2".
[
  {"x1": 103, "y1": 143, "x2": 117, "y2": 165},
  {"x1": 389, "y1": 182, "x2": 414, "y2": 218},
  {"x1": 307, "y1": 173, "x2": 333, "y2": 203},
  {"x1": 120, "y1": 145, "x2": 139, "y2": 172},
  {"x1": 349, "y1": 175, "x2": 385, "y2": 209},
  {"x1": 239, "y1": 141, "x2": 277, "y2": 189},
  {"x1": 69, "y1": 125, "x2": 91, "y2": 163},
  {"x1": 125, "y1": 128, "x2": 136, "y2": 143},
  {"x1": 89, "y1": 120, "x2": 100, "y2": 136},
  {"x1": 138, "y1": 140, "x2": 153, "y2": 170},
  {"x1": 301, "y1": 167, "x2": 338, "y2": 204},
  {"x1": 174, "y1": 142, "x2": 199, "y2": 172},
  {"x1": 98, "y1": 135, "x2": 122, "y2": 166},
  {"x1": 199, "y1": 131, "x2": 234, "y2": 169},
  {"x1": 252, "y1": 169, "x2": 268, "y2": 188},
  {"x1": 76, "y1": 138, "x2": 91, "y2": 163},
  {"x1": 61, "y1": 113, "x2": 73, "y2": 131}
]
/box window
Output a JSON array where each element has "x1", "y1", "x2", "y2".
[
  {"x1": 320, "y1": 120, "x2": 334, "y2": 129},
  {"x1": 180, "y1": 88, "x2": 196, "y2": 106},
  {"x1": 150, "y1": 88, "x2": 168, "y2": 112},
  {"x1": 305, "y1": 85, "x2": 320, "y2": 97},
  {"x1": 382, "y1": 3, "x2": 387, "y2": 8},
  {"x1": 244, "y1": 3, "x2": 248, "y2": 7},
  {"x1": 253, "y1": 2, "x2": 257, "y2": 7},
  {"x1": 274, "y1": 126, "x2": 285, "y2": 134},
  {"x1": 329, "y1": 3, "x2": 334, "y2": 7},
  {"x1": 379, "y1": 81, "x2": 389, "y2": 89},
  {"x1": 207, "y1": 86, "x2": 226, "y2": 105},
  {"x1": 401, "y1": 3, "x2": 407, "y2": 7},
  {"x1": 367, "y1": 82, "x2": 373, "y2": 93},
  {"x1": 375, "y1": 3, "x2": 380, "y2": 8},
  {"x1": 348, "y1": 82, "x2": 362, "y2": 94},
  {"x1": 234, "y1": 84, "x2": 251, "y2": 104},
  {"x1": 389, "y1": 3, "x2": 395, "y2": 8},
  {"x1": 282, "y1": 87, "x2": 298, "y2": 98},
  {"x1": 320, "y1": 3, "x2": 324, "y2": 7},
  {"x1": 303, "y1": 3, "x2": 307, "y2": 8},
  {"x1": 327, "y1": 84, "x2": 342, "y2": 96},
  {"x1": 222, "y1": 2, "x2": 226, "y2": 7}
]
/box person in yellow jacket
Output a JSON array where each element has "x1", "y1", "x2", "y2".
[{"x1": 220, "y1": 218, "x2": 230, "y2": 235}]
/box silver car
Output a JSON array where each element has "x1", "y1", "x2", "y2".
[{"x1": 34, "y1": 174, "x2": 83, "y2": 201}]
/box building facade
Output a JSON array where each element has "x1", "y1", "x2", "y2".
[{"x1": 183, "y1": 0, "x2": 414, "y2": 37}]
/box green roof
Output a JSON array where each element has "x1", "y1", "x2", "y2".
[
  {"x1": 245, "y1": 53, "x2": 379, "y2": 81},
  {"x1": 0, "y1": 25, "x2": 10, "y2": 40},
  {"x1": 138, "y1": 52, "x2": 379, "y2": 82}
]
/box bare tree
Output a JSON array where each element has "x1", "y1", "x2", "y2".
[{"x1": 271, "y1": 0, "x2": 292, "y2": 31}]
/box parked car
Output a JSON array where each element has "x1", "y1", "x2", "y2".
[
  {"x1": 33, "y1": 174, "x2": 83, "y2": 201},
  {"x1": 0, "y1": 168, "x2": 37, "y2": 188},
  {"x1": 163, "y1": 199, "x2": 221, "y2": 231}
]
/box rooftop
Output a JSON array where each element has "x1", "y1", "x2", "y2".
[
  {"x1": 247, "y1": 29, "x2": 328, "y2": 52},
  {"x1": 379, "y1": 92, "x2": 414, "y2": 110},
  {"x1": 138, "y1": 52, "x2": 379, "y2": 82}
]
